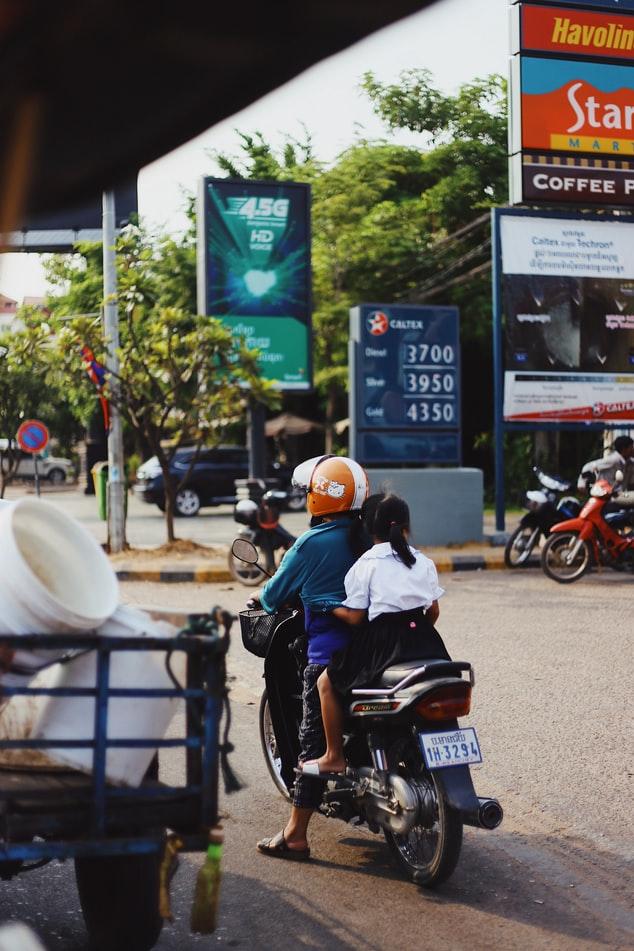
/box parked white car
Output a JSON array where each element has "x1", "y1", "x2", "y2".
[{"x1": 0, "y1": 441, "x2": 74, "y2": 484}]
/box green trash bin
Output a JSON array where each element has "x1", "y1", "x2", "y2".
[{"x1": 92, "y1": 461, "x2": 109, "y2": 521}]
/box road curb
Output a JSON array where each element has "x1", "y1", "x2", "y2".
[
  {"x1": 115, "y1": 554, "x2": 506, "y2": 582},
  {"x1": 434, "y1": 555, "x2": 505, "y2": 574},
  {"x1": 115, "y1": 566, "x2": 234, "y2": 583}
]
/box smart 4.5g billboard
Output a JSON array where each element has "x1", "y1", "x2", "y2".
[
  {"x1": 197, "y1": 178, "x2": 312, "y2": 390},
  {"x1": 494, "y1": 209, "x2": 634, "y2": 424}
]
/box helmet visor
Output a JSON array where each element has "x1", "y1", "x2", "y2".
[{"x1": 291, "y1": 455, "x2": 331, "y2": 490}]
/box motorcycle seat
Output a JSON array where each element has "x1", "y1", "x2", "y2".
[{"x1": 374, "y1": 658, "x2": 472, "y2": 690}]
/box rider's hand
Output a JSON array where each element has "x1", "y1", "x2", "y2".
[{"x1": 246, "y1": 591, "x2": 262, "y2": 610}]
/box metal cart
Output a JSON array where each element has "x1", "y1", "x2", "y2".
[{"x1": 0, "y1": 611, "x2": 230, "y2": 951}]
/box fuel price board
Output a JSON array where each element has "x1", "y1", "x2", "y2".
[{"x1": 349, "y1": 304, "x2": 461, "y2": 465}]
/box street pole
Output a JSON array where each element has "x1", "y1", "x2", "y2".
[
  {"x1": 33, "y1": 455, "x2": 40, "y2": 497},
  {"x1": 102, "y1": 190, "x2": 126, "y2": 553},
  {"x1": 247, "y1": 401, "x2": 266, "y2": 480}
]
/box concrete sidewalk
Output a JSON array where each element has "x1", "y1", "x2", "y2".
[{"x1": 109, "y1": 539, "x2": 510, "y2": 583}]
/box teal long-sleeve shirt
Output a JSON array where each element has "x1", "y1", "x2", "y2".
[{"x1": 260, "y1": 519, "x2": 358, "y2": 615}]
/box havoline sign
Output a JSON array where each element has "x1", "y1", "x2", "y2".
[
  {"x1": 512, "y1": 1, "x2": 634, "y2": 9},
  {"x1": 197, "y1": 177, "x2": 312, "y2": 390}
]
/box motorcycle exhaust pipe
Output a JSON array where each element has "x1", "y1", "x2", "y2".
[{"x1": 463, "y1": 797, "x2": 503, "y2": 830}]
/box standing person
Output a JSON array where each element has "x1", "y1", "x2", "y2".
[
  {"x1": 577, "y1": 435, "x2": 634, "y2": 494},
  {"x1": 254, "y1": 455, "x2": 371, "y2": 861},
  {"x1": 301, "y1": 493, "x2": 450, "y2": 778}
]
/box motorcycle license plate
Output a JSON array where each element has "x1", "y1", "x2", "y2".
[{"x1": 419, "y1": 727, "x2": 482, "y2": 770}]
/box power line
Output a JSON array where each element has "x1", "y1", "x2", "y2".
[{"x1": 407, "y1": 259, "x2": 492, "y2": 302}]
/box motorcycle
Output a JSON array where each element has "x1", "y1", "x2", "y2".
[
  {"x1": 228, "y1": 490, "x2": 296, "y2": 585},
  {"x1": 232, "y1": 538, "x2": 503, "y2": 888},
  {"x1": 541, "y1": 471, "x2": 634, "y2": 583},
  {"x1": 505, "y1": 468, "x2": 580, "y2": 568}
]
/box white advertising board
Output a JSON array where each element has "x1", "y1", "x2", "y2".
[{"x1": 500, "y1": 214, "x2": 634, "y2": 423}]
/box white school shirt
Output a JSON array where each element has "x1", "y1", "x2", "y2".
[{"x1": 342, "y1": 543, "x2": 445, "y2": 622}]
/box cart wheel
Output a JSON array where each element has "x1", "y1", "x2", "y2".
[{"x1": 76, "y1": 844, "x2": 164, "y2": 951}]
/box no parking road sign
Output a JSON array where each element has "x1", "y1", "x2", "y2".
[{"x1": 16, "y1": 419, "x2": 49, "y2": 454}]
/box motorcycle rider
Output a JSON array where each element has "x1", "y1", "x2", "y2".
[
  {"x1": 252, "y1": 455, "x2": 370, "y2": 861},
  {"x1": 577, "y1": 435, "x2": 634, "y2": 504},
  {"x1": 302, "y1": 493, "x2": 450, "y2": 778}
]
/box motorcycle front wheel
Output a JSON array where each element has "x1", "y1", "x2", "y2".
[
  {"x1": 504, "y1": 524, "x2": 541, "y2": 568},
  {"x1": 541, "y1": 531, "x2": 591, "y2": 583},
  {"x1": 384, "y1": 768, "x2": 463, "y2": 888},
  {"x1": 259, "y1": 690, "x2": 292, "y2": 801}
]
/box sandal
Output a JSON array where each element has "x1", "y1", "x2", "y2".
[
  {"x1": 298, "y1": 760, "x2": 346, "y2": 778},
  {"x1": 256, "y1": 830, "x2": 311, "y2": 861}
]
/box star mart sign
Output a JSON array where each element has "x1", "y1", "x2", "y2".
[{"x1": 511, "y1": 56, "x2": 634, "y2": 157}]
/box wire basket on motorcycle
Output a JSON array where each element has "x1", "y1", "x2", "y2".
[{"x1": 239, "y1": 609, "x2": 279, "y2": 657}]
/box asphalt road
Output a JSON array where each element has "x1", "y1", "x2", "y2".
[{"x1": 1, "y1": 571, "x2": 631, "y2": 950}]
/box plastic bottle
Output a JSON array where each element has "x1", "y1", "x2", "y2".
[{"x1": 190, "y1": 835, "x2": 223, "y2": 934}]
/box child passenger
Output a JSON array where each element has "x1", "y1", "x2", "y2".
[{"x1": 301, "y1": 493, "x2": 451, "y2": 777}]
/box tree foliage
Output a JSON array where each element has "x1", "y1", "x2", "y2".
[
  {"x1": 42, "y1": 68, "x2": 508, "y2": 508},
  {"x1": 47, "y1": 225, "x2": 275, "y2": 542},
  {"x1": 0, "y1": 310, "x2": 83, "y2": 497},
  {"x1": 214, "y1": 71, "x2": 507, "y2": 463}
]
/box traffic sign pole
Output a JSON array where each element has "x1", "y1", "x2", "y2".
[
  {"x1": 102, "y1": 190, "x2": 126, "y2": 553},
  {"x1": 33, "y1": 455, "x2": 40, "y2": 497}
]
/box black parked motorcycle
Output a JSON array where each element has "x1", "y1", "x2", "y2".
[
  {"x1": 228, "y1": 491, "x2": 296, "y2": 585},
  {"x1": 233, "y1": 538, "x2": 503, "y2": 888},
  {"x1": 505, "y1": 468, "x2": 581, "y2": 568}
]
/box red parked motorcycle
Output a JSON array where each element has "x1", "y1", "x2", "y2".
[{"x1": 541, "y1": 473, "x2": 634, "y2": 583}]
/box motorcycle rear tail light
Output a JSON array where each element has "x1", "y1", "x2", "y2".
[{"x1": 416, "y1": 684, "x2": 472, "y2": 721}]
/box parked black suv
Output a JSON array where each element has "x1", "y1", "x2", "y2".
[{"x1": 133, "y1": 445, "x2": 301, "y2": 517}]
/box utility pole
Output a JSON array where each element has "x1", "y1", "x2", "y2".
[
  {"x1": 247, "y1": 400, "x2": 266, "y2": 480},
  {"x1": 102, "y1": 190, "x2": 126, "y2": 552}
]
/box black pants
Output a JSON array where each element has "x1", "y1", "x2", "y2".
[{"x1": 292, "y1": 663, "x2": 327, "y2": 810}]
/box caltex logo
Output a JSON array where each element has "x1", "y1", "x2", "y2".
[{"x1": 367, "y1": 310, "x2": 389, "y2": 336}]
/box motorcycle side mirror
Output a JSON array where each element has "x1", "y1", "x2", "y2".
[
  {"x1": 615, "y1": 469, "x2": 624, "y2": 483},
  {"x1": 231, "y1": 538, "x2": 259, "y2": 564}
]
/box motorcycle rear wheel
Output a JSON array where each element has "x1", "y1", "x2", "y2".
[
  {"x1": 541, "y1": 531, "x2": 591, "y2": 583},
  {"x1": 384, "y1": 769, "x2": 463, "y2": 888},
  {"x1": 504, "y1": 524, "x2": 540, "y2": 568}
]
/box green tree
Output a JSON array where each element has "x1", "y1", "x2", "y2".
[
  {"x1": 48, "y1": 225, "x2": 273, "y2": 543},
  {"x1": 214, "y1": 73, "x2": 507, "y2": 460},
  {"x1": 0, "y1": 311, "x2": 83, "y2": 496}
]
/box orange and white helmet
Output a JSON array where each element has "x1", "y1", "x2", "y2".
[{"x1": 292, "y1": 455, "x2": 369, "y2": 517}]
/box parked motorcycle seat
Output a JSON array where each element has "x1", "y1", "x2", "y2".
[{"x1": 376, "y1": 659, "x2": 471, "y2": 689}]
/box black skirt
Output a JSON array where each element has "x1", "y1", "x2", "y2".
[{"x1": 327, "y1": 606, "x2": 451, "y2": 696}]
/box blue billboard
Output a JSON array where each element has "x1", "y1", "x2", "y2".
[{"x1": 349, "y1": 304, "x2": 461, "y2": 465}]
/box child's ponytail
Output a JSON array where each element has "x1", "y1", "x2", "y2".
[{"x1": 374, "y1": 495, "x2": 416, "y2": 568}]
